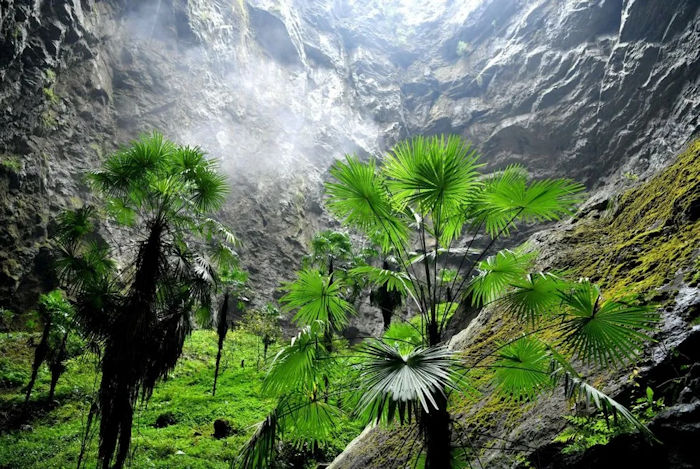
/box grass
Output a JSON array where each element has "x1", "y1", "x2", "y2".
[
  {"x1": 0, "y1": 330, "x2": 277, "y2": 468},
  {"x1": 0, "y1": 328, "x2": 366, "y2": 468}
]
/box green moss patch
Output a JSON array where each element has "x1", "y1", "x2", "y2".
[{"x1": 567, "y1": 139, "x2": 700, "y2": 300}]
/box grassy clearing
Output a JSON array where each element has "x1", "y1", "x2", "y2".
[
  {"x1": 0, "y1": 329, "x2": 366, "y2": 468},
  {"x1": 0, "y1": 330, "x2": 277, "y2": 468}
]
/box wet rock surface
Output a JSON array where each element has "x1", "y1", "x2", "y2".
[
  {"x1": 1, "y1": 0, "x2": 698, "y2": 314},
  {"x1": 1, "y1": 1, "x2": 699, "y2": 465}
]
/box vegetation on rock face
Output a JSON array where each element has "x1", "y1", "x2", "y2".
[
  {"x1": 566, "y1": 139, "x2": 700, "y2": 301},
  {"x1": 237, "y1": 135, "x2": 659, "y2": 468}
]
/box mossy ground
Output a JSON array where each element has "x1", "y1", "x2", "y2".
[{"x1": 0, "y1": 330, "x2": 360, "y2": 468}]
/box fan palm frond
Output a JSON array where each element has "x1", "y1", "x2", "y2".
[
  {"x1": 474, "y1": 166, "x2": 584, "y2": 237},
  {"x1": 235, "y1": 409, "x2": 279, "y2": 469},
  {"x1": 492, "y1": 336, "x2": 552, "y2": 399},
  {"x1": 558, "y1": 280, "x2": 658, "y2": 366},
  {"x1": 467, "y1": 249, "x2": 536, "y2": 306},
  {"x1": 262, "y1": 327, "x2": 324, "y2": 395},
  {"x1": 280, "y1": 269, "x2": 354, "y2": 330},
  {"x1": 282, "y1": 391, "x2": 340, "y2": 443},
  {"x1": 500, "y1": 272, "x2": 567, "y2": 325},
  {"x1": 325, "y1": 156, "x2": 408, "y2": 252},
  {"x1": 382, "y1": 135, "x2": 481, "y2": 214},
  {"x1": 350, "y1": 265, "x2": 412, "y2": 295},
  {"x1": 356, "y1": 341, "x2": 457, "y2": 424}
]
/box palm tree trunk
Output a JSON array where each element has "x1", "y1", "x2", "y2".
[
  {"x1": 422, "y1": 392, "x2": 451, "y2": 468},
  {"x1": 48, "y1": 331, "x2": 69, "y2": 401},
  {"x1": 25, "y1": 320, "x2": 51, "y2": 402},
  {"x1": 99, "y1": 220, "x2": 163, "y2": 469},
  {"x1": 213, "y1": 290, "x2": 229, "y2": 396}
]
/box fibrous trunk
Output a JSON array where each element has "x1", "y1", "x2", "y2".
[
  {"x1": 25, "y1": 319, "x2": 51, "y2": 402},
  {"x1": 98, "y1": 221, "x2": 163, "y2": 469},
  {"x1": 212, "y1": 290, "x2": 230, "y2": 396},
  {"x1": 422, "y1": 391, "x2": 451, "y2": 468}
]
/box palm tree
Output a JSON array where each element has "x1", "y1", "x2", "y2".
[
  {"x1": 213, "y1": 266, "x2": 248, "y2": 396},
  {"x1": 237, "y1": 135, "x2": 658, "y2": 468},
  {"x1": 55, "y1": 132, "x2": 238, "y2": 469}
]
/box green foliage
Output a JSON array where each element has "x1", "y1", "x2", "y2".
[
  {"x1": 240, "y1": 304, "x2": 282, "y2": 360},
  {"x1": 0, "y1": 154, "x2": 22, "y2": 172},
  {"x1": 54, "y1": 131, "x2": 238, "y2": 467},
  {"x1": 500, "y1": 272, "x2": 566, "y2": 324},
  {"x1": 356, "y1": 342, "x2": 457, "y2": 423},
  {"x1": 468, "y1": 248, "x2": 536, "y2": 306},
  {"x1": 383, "y1": 322, "x2": 422, "y2": 354},
  {"x1": 558, "y1": 280, "x2": 658, "y2": 366},
  {"x1": 553, "y1": 386, "x2": 665, "y2": 454},
  {"x1": 493, "y1": 337, "x2": 551, "y2": 399},
  {"x1": 0, "y1": 331, "x2": 293, "y2": 469},
  {"x1": 280, "y1": 269, "x2": 354, "y2": 331},
  {"x1": 456, "y1": 40, "x2": 471, "y2": 56},
  {"x1": 242, "y1": 134, "x2": 653, "y2": 468},
  {"x1": 0, "y1": 308, "x2": 14, "y2": 335},
  {"x1": 42, "y1": 86, "x2": 59, "y2": 104},
  {"x1": 304, "y1": 230, "x2": 359, "y2": 271}
]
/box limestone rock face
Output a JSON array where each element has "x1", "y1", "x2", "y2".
[{"x1": 0, "y1": 0, "x2": 698, "y2": 334}]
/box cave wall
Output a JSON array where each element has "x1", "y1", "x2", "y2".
[{"x1": 1, "y1": 0, "x2": 698, "y2": 319}]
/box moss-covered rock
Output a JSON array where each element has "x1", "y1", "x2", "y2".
[{"x1": 330, "y1": 141, "x2": 700, "y2": 467}]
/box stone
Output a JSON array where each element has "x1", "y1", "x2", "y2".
[
  {"x1": 213, "y1": 418, "x2": 234, "y2": 439},
  {"x1": 154, "y1": 411, "x2": 177, "y2": 428}
]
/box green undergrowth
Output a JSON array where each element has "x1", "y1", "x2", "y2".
[
  {"x1": 0, "y1": 329, "x2": 363, "y2": 468},
  {"x1": 553, "y1": 387, "x2": 665, "y2": 454}
]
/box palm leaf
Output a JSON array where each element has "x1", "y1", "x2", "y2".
[
  {"x1": 382, "y1": 135, "x2": 481, "y2": 214},
  {"x1": 356, "y1": 341, "x2": 457, "y2": 424},
  {"x1": 280, "y1": 269, "x2": 354, "y2": 330},
  {"x1": 235, "y1": 409, "x2": 279, "y2": 469},
  {"x1": 492, "y1": 336, "x2": 552, "y2": 399},
  {"x1": 474, "y1": 166, "x2": 584, "y2": 237},
  {"x1": 383, "y1": 322, "x2": 423, "y2": 354},
  {"x1": 349, "y1": 265, "x2": 412, "y2": 295},
  {"x1": 558, "y1": 280, "x2": 658, "y2": 366},
  {"x1": 559, "y1": 373, "x2": 656, "y2": 441},
  {"x1": 325, "y1": 155, "x2": 408, "y2": 252},
  {"x1": 262, "y1": 327, "x2": 323, "y2": 395},
  {"x1": 467, "y1": 249, "x2": 536, "y2": 306},
  {"x1": 500, "y1": 272, "x2": 567, "y2": 324}
]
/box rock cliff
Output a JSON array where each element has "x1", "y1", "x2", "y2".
[
  {"x1": 1, "y1": 1, "x2": 699, "y2": 464},
  {"x1": 2, "y1": 0, "x2": 698, "y2": 312}
]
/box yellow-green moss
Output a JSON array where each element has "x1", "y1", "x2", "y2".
[
  {"x1": 567, "y1": 140, "x2": 700, "y2": 300},
  {"x1": 444, "y1": 140, "x2": 700, "y2": 459},
  {"x1": 0, "y1": 154, "x2": 21, "y2": 172}
]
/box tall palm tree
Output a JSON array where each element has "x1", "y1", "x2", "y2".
[
  {"x1": 55, "y1": 132, "x2": 238, "y2": 469},
  {"x1": 237, "y1": 135, "x2": 657, "y2": 468},
  {"x1": 212, "y1": 266, "x2": 248, "y2": 396}
]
